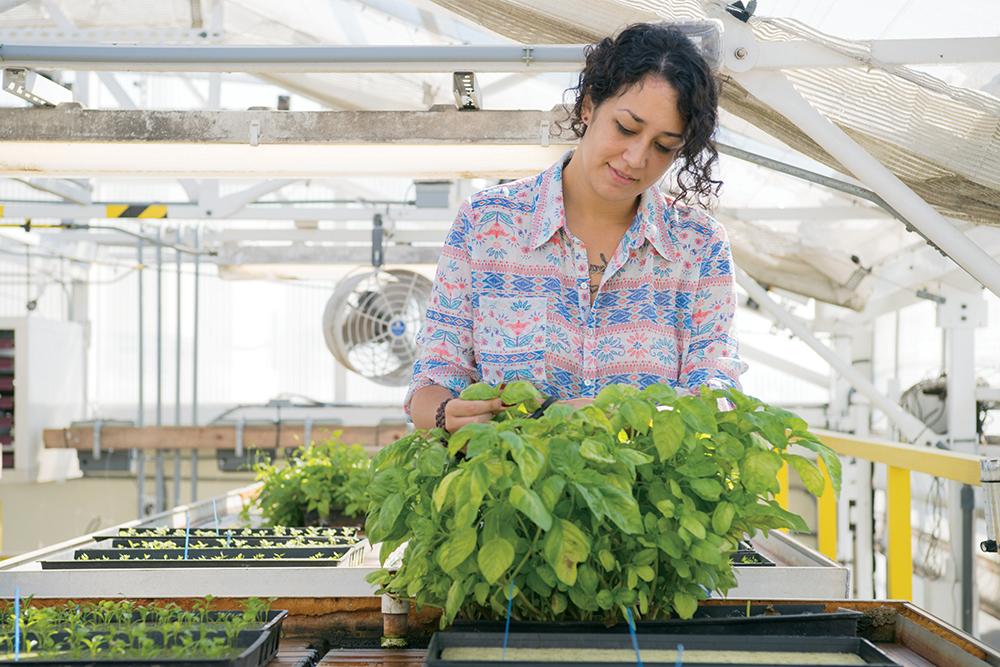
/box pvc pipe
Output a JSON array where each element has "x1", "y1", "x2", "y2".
[
  {"x1": 136, "y1": 233, "x2": 145, "y2": 518},
  {"x1": 173, "y1": 226, "x2": 182, "y2": 508},
  {"x1": 191, "y1": 225, "x2": 200, "y2": 502},
  {"x1": 734, "y1": 70, "x2": 1000, "y2": 300},
  {"x1": 155, "y1": 225, "x2": 164, "y2": 513},
  {"x1": 0, "y1": 44, "x2": 587, "y2": 73},
  {"x1": 735, "y1": 268, "x2": 932, "y2": 443}
]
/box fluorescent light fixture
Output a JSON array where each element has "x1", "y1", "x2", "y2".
[{"x1": 3, "y1": 68, "x2": 72, "y2": 106}]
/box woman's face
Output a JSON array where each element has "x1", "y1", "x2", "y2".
[{"x1": 577, "y1": 74, "x2": 685, "y2": 204}]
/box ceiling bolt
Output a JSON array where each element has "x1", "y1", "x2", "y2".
[{"x1": 735, "y1": 47, "x2": 748, "y2": 60}]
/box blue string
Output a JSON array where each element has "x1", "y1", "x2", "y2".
[
  {"x1": 502, "y1": 580, "x2": 514, "y2": 661},
  {"x1": 625, "y1": 608, "x2": 643, "y2": 667},
  {"x1": 183, "y1": 511, "x2": 190, "y2": 560},
  {"x1": 212, "y1": 498, "x2": 220, "y2": 533},
  {"x1": 675, "y1": 643, "x2": 685, "y2": 667},
  {"x1": 13, "y1": 587, "x2": 20, "y2": 662},
  {"x1": 225, "y1": 530, "x2": 232, "y2": 548}
]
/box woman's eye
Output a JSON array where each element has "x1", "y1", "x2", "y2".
[
  {"x1": 656, "y1": 144, "x2": 676, "y2": 154},
  {"x1": 616, "y1": 122, "x2": 636, "y2": 135}
]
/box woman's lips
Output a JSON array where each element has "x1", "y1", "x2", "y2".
[{"x1": 608, "y1": 164, "x2": 637, "y2": 185}]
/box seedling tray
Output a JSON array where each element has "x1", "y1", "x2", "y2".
[
  {"x1": 42, "y1": 557, "x2": 344, "y2": 569},
  {"x1": 425, "y1": 631, "x2": 899, "y2": 666},
  {"x1": 731, "y1": 549, "x2": 775, "y2": 566},
  {"x1": 115, "y1": 527, "x2": 359, "y2": 538},
  {"x1": 74, "y1": 546, "x2": 349, "y2": 560},
  {"x1": 101, "y1": 535, "x2": 358, "y2": 548},
  {"x1": 452, "y1": 605, "x2": 862, "y2": 637},
  {"x1": 0, "y1": 611, "x2": 287, "y2": 666}
]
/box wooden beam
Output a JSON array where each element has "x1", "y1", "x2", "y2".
[{"x1": 42, "y1": 424, "x2": 411, "y2": 453}]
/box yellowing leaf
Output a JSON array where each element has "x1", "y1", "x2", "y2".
[
  {"x1": 786, "y1": 453, "x2": 825, "y2": 497},
  {"x1": 477, "y1": 537, "x2": 515, "y2": 584},
  {"x1": 542, "y1": 518, "x2": 591, "y2": 586},
  {"x1": 674, "y1": 591, "x2": 698, "y2": 619}
]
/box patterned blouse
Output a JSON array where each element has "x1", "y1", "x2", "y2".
[{"x1": 404, "y1": 150, "x2": 746, "y2": 415}]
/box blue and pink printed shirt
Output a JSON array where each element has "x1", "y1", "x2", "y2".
[{"x1": 404, "y1": 151, "x2": 746, "y2": 415}]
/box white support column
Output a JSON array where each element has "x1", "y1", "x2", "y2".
[
  {"x1": 849, "y1": 325, "x2": 876, "y2": 600},
  {"x1": 732, "y1": 69, "x2": 1000, "y2": 301},
  {"x1": 939, "y1": 284, "x2": 987, "y2": 632}
]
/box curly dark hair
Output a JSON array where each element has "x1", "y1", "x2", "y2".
[{"x1": 562, "y1": 23, "x2": 722, "y2": 207}]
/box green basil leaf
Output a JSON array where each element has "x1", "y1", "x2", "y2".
[
  {"x1": 509, "y1": 484, "x2": 553, "y2": 531},
  {"x1": 460, "y1": 383, "x2": 500, "y2": 400},
  {"x1": 620, "y1": 399, "x2": 654, "y2": 434},
  {"x1": 436, "y1": 527, "x2": 477, "y2": 571},
  {"x1": 580, "y1": 437, "x2": 616, "y2": 464},
  {"x1": 680, "y1": 514, "x2": 706, "y2": 541},
  {"x1": 652, "y1": 410, "x2": 685, "y2": 462},
  {"x1": 712, "y1": 501, "x2": 736, "y2": 534},
  {"x1": 500, "y1": 381, "x2": 543, "y2": 406},
  {"x1": 688, "y1": 478, "x2": 723, "y2": 501}
]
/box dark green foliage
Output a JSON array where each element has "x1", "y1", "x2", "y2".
[
  {"x1": 247, "y1": 435, "x2": 371, "y2": 525},
  {"x1": 365, "y1": 381, "x2": 840, "y2": 627}
]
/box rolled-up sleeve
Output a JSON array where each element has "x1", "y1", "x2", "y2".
[
  {"x1": 403, "y1": 200, "x2": 479, "y2": 416},
  {"x1": 678, "y1": 219, "x2": 747, "y2": 393}
]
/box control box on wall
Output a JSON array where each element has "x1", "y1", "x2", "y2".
[{"x1": 0, "y1": 317, "x2": 85, "y2": 482}]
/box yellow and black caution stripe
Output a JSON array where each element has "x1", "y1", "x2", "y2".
[{"x1": 105, "y1": 204, "x2": 168, "y2": 219}]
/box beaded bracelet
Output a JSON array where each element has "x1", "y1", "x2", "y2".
[{"x1": 435, "y1": 397, "x2": 456, "y2": 432}]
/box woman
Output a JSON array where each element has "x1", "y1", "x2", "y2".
[{"x1": 406, "y1": 22, "x2": 746, "y2": 433}]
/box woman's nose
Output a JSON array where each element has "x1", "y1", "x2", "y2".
[{"x1": 622, "y1": 141, "x2": 647, "y2": 171}]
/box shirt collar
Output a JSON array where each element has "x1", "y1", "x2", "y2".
[{"x1": 529, "y1": 149, "x2": 676, "y2": 261}]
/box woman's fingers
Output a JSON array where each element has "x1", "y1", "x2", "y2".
[
  {"x1": 445, "y1": 412, "x2": 493, "y2": 433},
  {"x1": 449, "y1": 398, "x2": 504, "y2": 416}
]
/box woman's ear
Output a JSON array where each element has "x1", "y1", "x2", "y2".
[{"x1": 581, "y1": 95, "x2": 594, "y2": 126}]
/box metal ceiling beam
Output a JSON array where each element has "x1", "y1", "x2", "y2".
[
  {"x1": 0, "y1": 106, "x2": 571, "y2": 178},
  {"x1": 0, "y1": 201, "x2": 455, "y2": 222},
  {"x1": 2, "y1": 37, "x2": 997, "y2": 73},
  {"x1": 15, "y1": 178, "x2": 91, "y2": 204},
  {"x1": 0, "y1": 43, "x2": 587, "y2": 73}
]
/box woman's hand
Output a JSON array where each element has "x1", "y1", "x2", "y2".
[
  {"x1": 444, "y1": 397, "x2": 505, "y2": 433},
  {"x1": 557, "y1": 397, "x2": 595, "y2": 409}
]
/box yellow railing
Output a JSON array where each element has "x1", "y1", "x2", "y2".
[{"x1": 775, "y1": 428, "x2": 983, "y2": 600}]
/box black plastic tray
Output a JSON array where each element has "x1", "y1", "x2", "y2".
[
  {"x1": 74, "y1": 546, "x2": 348, "y2": 560},
  {"x1": 0, "y1": 611, "x2": 287, "y2": 666},
  {"x1": 451, "y1": 605, "x2": 862, "y2": 637},
  {"x1": 101, "y1": 535, "x2": 358, "y2": 548},
  {"x1": 42, "y1": 557, "x2": 344, "y2": 569},
  {"x1": 115, "y1": 526, "x2": 359, "y2": 538},
  {"x1": 731, "y1": 549, "x2": 775, "y2": 566},
  {"x1": 425, "y1": 631, "x2": 899, "y2": 666}
]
